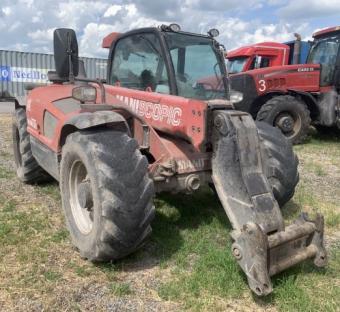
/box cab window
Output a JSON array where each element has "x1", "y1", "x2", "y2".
[
  {"x1": 249, "y1": 55, "x2": 271, "y2": 70},
  {"x1": 227, "y1": 57, "x2": 248, "y2": 74},
  {"x1": 166, "y1": 32, "x2": 226, "y2": 100},
  {"x1": 110, "y1": 33, "x2": 170, "y2": 94},
  {"x1": 308, "y1": 35, "x2": 340, "y2": 86}
]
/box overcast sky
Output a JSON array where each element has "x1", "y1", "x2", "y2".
[{"x1": 0, "y1": 0, "x2": 339, "y2": 59}]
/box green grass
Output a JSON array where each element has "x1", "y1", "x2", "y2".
[
  {"x1": 153, "y1": 192, "x2": 245, "y2": 301},
  {"x1": 109, "y1": 282, "x2": 133, "y2": 296},
  {"x1": 304, "y1": 161, "x2": 327, "y2": 176},
  {"x1": 0, "y1": 198, "x2": 50, "y2": 248},
  {"x1": 151, "y1": 189, "x2": 340, "y2": 311},
  {"x1": 44, "y1": 270, "x2": 62, "y2": 282},
  {"x1": 39, "y1": 182, "x2": 61, "y2": 201},
  {"x1": 0, "y1": 164, "x2": 14, "y2": 178}
]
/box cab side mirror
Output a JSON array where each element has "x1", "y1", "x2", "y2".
[{"x1": 53, "y1": 28, "x2": 79, "y2": 79}]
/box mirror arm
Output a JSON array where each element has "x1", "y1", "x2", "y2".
[{"x1": 67, "y1": 33, "x2": 75, "y2": 83}]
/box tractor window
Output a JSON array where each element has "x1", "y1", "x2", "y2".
[
  {"x1": 249, "y1": 56, "x2": 271, "y2": 70},
  {"x1": 110, "y1": 33, "x2": 170, "y2": 93},
  {"x1": 227, "y1": 57, "x2": 248, "y2": 73},
  {"x1": 307, "y1": 35, "x2": 340, "y2": 86},
  {"x1": 166, "y1": 32, "x2": 226, "y2": 100}
]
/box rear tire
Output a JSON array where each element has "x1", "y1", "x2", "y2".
[
  {"x1": 256, "y1": 121, "x2": 299, "y2": 206},
  {"x1": 256, "y1": 95, "x2": 311, "y2": 144},
  {"x1": 60, "y1": 129, "x2": 155, "y2": 261},
  {"x1": 12, "y1": 108, "x2": 51, "y2": 183}
]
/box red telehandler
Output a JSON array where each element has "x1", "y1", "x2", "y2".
[
  {"x1": 12, "y1": 25, "x2": 326, "y2": 296},
  {"x1": 228, "y1": 26, "x2": 340, "y2": 144}
]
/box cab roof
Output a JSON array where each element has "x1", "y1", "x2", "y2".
[
  {"x1": 226, "y1": 42, "x2": 289, "y2": 59},
  {"x1": 313, "y1": 26, "x2": 340, "y2": 38},
  {"x1": 102, "y1": 26, "x2": 216, "y2": 49}
]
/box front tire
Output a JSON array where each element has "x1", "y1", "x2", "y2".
[
  {"x1": 60, "y1": 129, "x2": 155, "y2": 261},
  {"x1": 257, "y1": 122, "x2": 299, "y2": 206},
  {"x1": 256, "y1": 95, "x2": 311, "y2": 144}
]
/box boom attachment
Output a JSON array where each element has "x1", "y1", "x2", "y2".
[{"x1": 211, "y1": 110, "x2": 327, "y2": 296}]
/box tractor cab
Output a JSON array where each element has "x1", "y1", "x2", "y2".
[
  {"x1": 226, "y1": 42, "x2": 290, "y2": 74},
  {"x1": 307, "y1": 26, "x2": 340, "y2": 87},
  {"x1": 105, "y1": 25, "x2": 228, "y2": 101}
]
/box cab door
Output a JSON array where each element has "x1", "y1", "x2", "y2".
[{"x1": 109, "y1": 32, "x2": 171, "y2": 99}]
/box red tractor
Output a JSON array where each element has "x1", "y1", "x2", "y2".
[
  {"x1": 226, "y1": 33, "x2": 311, "y2": 73},
  {"x1": 228, "y1": 26, "x2": 340, "y2": 144},
  {"x1": 12, "y1": 25, "x2": 326, "y2": 296}
]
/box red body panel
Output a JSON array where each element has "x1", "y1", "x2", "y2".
[
  {"x1": 232, "y1": 64, "x2": 321, "y2": 95},
  {"x1": 102, "y1": 32, "x2": 121, "y2": 48},
  {"x1": 26, "y1": 83, "x2": 212, "y2": 175},
  {"x1": 27, "y1": 84, "x2": 77, "y2": 151},
  {"x1": 104, "y1": 85, "x2": 207, "y2": 149}
]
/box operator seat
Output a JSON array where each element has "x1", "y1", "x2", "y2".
[{"x1": 140, "y1": 69, "x2": 156, "y2": 91}]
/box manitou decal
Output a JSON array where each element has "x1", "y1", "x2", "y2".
[{"x1": 116, "y1": 95, "x2": 182, "y2": 126}]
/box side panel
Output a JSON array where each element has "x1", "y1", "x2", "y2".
[
  {"x1": 230, "y1": 64, "x2": 321, "y2": 115},
  {"x1": 30, "y1": 136, "x2": 59, "y2": 180},
  {"x1": 26, "y1": 84, "x2": 78, "y2": 152},
  {"x1": 252, "y1": 64, "x2": 321, "y2": 94},
  {"x1": 104, "y1": 85, "x2": 208, "y2": 150}
]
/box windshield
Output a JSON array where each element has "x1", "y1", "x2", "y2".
[
  {"x1": 307, "y1": 35, "x2": 340, "y2": 86},
  {"x1": 227, "y1": 57, "x2": 248, "y2": 74},
  {"x1": 165, "y1": 32, "x2": 227, "y2": 100}
]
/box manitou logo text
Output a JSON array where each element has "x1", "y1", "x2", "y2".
[{"x1": 116, "y1": 95, "x2": 182, "y2": 126}]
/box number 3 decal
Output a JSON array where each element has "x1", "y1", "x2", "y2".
[{"x1": 258, "y1": 79, "x2": 266, "y2": 92}]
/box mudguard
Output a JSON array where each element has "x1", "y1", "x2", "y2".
[
  {"x1": 64, "y1": 109, "x2": 129, "y2": 131},
  {"x1": 211, "y1": 110, "x2": 327, "y2": 296}
]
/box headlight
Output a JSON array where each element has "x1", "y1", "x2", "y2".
[
  {"x1": 230, "y1": 90, "x2": 243, "y2": 103},
  {"x1": 208, "y1": 28, "x2": 219, "y2": 38},
  {"x1": 72, "y1": 86, "x2": 97, "y2": 103}
]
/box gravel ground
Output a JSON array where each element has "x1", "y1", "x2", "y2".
[{"x1": 0, "y1": 102, "x2": 14, "y2": 114}]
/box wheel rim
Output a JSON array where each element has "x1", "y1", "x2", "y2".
[
  {"x1": 274, "y1": 111, "x2": 301, "y2": 139},
  {"x1": 69, "y1": 160, "x2": 94, "y2": 235}
]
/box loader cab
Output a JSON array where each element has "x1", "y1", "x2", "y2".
[
  {"x1": 107, "y1": 25, "x2": 228, "y2": 100},
  {"x1": 307, "y1": 27, "x2": 340, "y2": 87}
]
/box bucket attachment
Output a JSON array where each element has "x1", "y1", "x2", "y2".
[{"x1": 211, "y1": 110, "x2": 327, "y2": 296}]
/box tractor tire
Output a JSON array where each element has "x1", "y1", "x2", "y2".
[
  {"x1": 12, "y1": 108, "x2": 51, "y2": 183},
  {"x1": 256, "y1": 95, "x2": 311, "y2": 144},
  {"x1": 256, "y1": 121, "x2": 299, "y2": 207},
  {"x1": 60, "y1": 129, "x2": 155, "y2": 261}
]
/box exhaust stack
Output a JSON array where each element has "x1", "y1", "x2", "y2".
[{"x1": 293, "y1": 33, "x2": 302, "y2": 64}]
